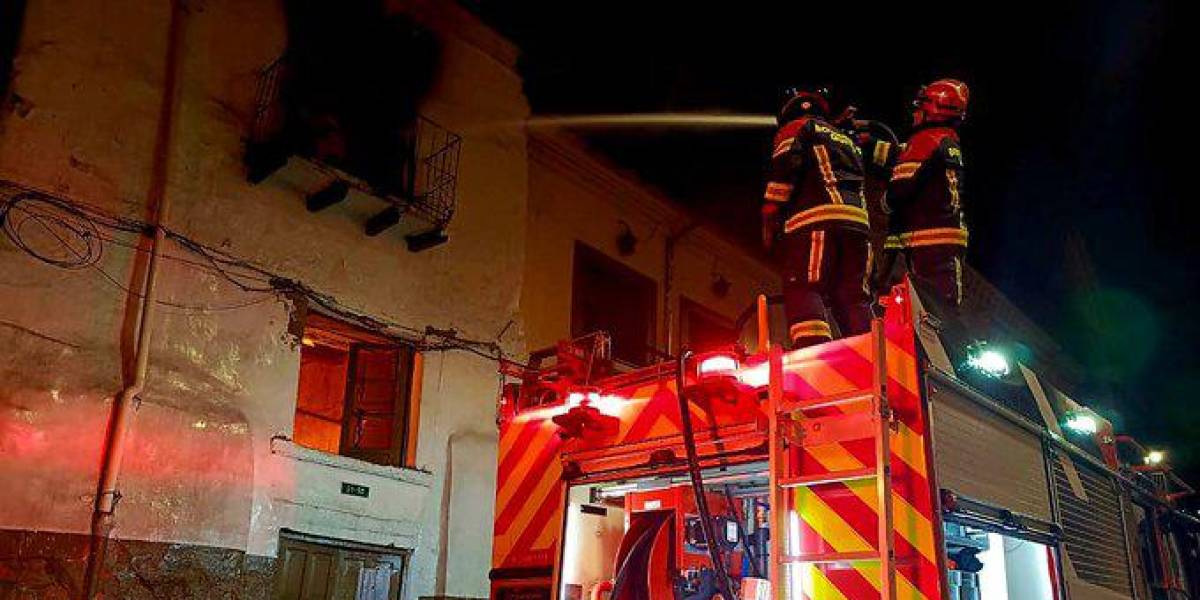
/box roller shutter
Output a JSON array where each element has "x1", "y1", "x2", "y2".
[
  {"x1": 1053, "y1": 452, "x2": 1135, "y2": 597},
  {"x1": 929, "y1": 381, "x2": 1053, "y2": 521}
]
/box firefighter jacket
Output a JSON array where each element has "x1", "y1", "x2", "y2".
[
  {"x1": 764, "y1": 116, "x2": 869, "y2": 236},
  {"x1": 862, "y1": 126, "x2": 967, "y2": 249}
]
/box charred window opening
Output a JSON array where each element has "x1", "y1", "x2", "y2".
[
  {"x1": 571, "y1": 242, "x2": 658, "y2": 367},
  {"x1": 274, "y1": 2, "x2": 437, "y2": 194},
  {"x1": 248, "y1": 2, "x2": 460, "y2": 243},
  {"x1": 294, "y1": 313, "x2": 416, "y2": 468}
]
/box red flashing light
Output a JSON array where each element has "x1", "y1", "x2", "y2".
[
  {"x1": 552, "y1": 402, "x2": 619, "y2": 440},
  {"x1": 566, "y1": 389, "x2": 600, "y2": 408},
  {"x1": 562, "y1": 386, "x2": 626, "y2": 416},
  {"x1": 688, "y1": 351, "x2": 746, "y2": 406},
  {"x1": 697, "y1": 353, "x2": 738, "y2": 378}
]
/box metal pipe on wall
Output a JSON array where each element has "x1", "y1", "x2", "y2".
[{"x1": 82, "y1": 1, "x2": 186, "y2": 596}]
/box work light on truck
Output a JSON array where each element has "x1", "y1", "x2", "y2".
[
  {"x1": 683, "y1": 349, "x2": 746, "y2": 406},
  {"x1": 1063, "y1": 410, "x2": 1099, "y2": 435},
  {"x1": 552, "y1": 386, "x2": 620, "y2": 440},
  {"x1": 696, "y1": 352, "x2": 739, "y2": 380},
  {"x1": 963, "y1": 341, "x2": 1010, "y2": 378}
]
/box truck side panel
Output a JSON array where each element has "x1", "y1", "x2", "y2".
[{"x1": 491, "y1": 292, "x2": 944, "y2": 600}]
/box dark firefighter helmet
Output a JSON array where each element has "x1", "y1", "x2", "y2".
[
  {"x1": 913, "y1": 79, "x2": 969, "y2": 125},
  {"x1": 778, "y1": 87, "x2": 832, "y2": 124}
]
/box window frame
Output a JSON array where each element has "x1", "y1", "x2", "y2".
[
  {"x1": 295, "y1": 311, "x2": 418, "y2": 469},
  {"x1": 569, "y1": 241, "x2": 658, "y2": 367}
]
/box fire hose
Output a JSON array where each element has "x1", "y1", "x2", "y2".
[{"x1": 676, "y1": 350, "x2": 738, "y2": 599}]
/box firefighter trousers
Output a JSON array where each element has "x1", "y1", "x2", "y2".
[
  {"x1": 781, "y1": 227, "x2": 873, "y2": 348},
  {"x1": 880, "y1": 244, "x2": 965, "y2": 308}
]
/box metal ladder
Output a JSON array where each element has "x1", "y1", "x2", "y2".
[{"x1": 765, "y1": 318, "x2": 898, "y2": 600}]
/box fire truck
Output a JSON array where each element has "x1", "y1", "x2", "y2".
[{"x1": 489, "y1": 281, "x2": 1200, "y2": 600}]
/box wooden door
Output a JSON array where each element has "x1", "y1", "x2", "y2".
[{"x1": 274, "y1": 536, "x2": 406, "y2": 600}]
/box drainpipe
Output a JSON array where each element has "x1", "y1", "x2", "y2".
[
  {"x1": 662, "y1": 222, "x2": 697, "y2": 354},
  {"x1": 82, "y1": 2, "x2": 185, "y2": 597}
]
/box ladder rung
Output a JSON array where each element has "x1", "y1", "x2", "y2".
[
  {"x1": 779, "y1": 390, "x2": 874, "y2": 413},
  {"x1": 779, "y1": 467, "x2": 878, "y2": 488},
  {"x1": 780, "y1": 550, "x2": 880, "y2": 564}
]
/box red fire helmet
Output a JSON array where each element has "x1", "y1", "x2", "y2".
[
  {"x1": 913, "y1": 79, "x2": 969, "y2": 124},
  {"x1": 778, "y1": 87, "x2": 831, "y2": 124}
]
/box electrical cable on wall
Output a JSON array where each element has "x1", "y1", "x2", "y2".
[
  {"x1": 0, "y1": 190, "x2": 276, "y2": 312},
  {"x1": 0, "y1": 181, "x2": 514, "y2": 365}
]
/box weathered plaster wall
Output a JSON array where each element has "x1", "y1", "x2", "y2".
[
  {"x1": 522, "y1": 132, "x2": 780, "y2": 356},
  {"x1": 0, "y1": 0, "x2": 527, "y2": 598},
  {"x1": 1, "y1": 2, "x2": 771, "y2": 598},
  {"x1": 0, "y1": 529, "x2": 277, "y2": 600}
]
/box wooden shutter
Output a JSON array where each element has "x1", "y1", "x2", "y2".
[{"x1": 342, "y1": 345, "x2": 411, "y2": 467}]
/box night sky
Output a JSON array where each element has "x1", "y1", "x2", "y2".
[{"x1": 477, "y1": 2, "x2": 1197, "y2": 492}]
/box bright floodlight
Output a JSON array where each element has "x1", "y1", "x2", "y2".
[
  {"x1": 698, "y1": 354, "x2": 738, "y2": 377},
  {"x1": 1145, "y1": 450, "x2": 1166, "y2": 466},
  {"x1": 1064, "y1": 412, "x2": 1099, "y2": 435},
  {"x1": 965, "y1": 344, "x2": 1010, "y2": 378}
]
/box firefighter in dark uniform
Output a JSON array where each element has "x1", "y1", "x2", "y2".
[
  {"x1": 862, "y1": 79, "x2": 970, "y2": 307},
  {"x1": 762, "y1": 88, "x2": 873, "y2": 348}
]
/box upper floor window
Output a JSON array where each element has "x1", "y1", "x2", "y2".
[
  {"x1": 679, "y1": 297, "x2": 737, "y2": 353},
  {"x1": 246, "y1": 6, "x2": 460, "y2": 247},
  {"x1": 571, "y1": 242, "x2": 657, "y2": 366},
  {"x1": 293, "y1": 313, "x2": 417, "y2": 467}
]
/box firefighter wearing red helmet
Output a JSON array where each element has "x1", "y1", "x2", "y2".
[
  {"x1": 763, "y1": 87, "x2": 873, "y2": 348},
  {"x1": 863, "y1": 79, "x2": 970, "y2": 307}
]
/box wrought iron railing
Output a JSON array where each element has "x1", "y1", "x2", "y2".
[
  {"x1": 409, "y1": 117, "x2": 461, "y2": 228},
  {"x1": 248, "y1": 56, "x2": 462, "y2": 230}
]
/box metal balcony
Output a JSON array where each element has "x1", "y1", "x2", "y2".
[{"x1": 247, "y1": 56, "x2": 462, "y2": 249}]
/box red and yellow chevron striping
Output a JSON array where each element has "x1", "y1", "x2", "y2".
[{"x1": 491, "y1": 290, "x2": 942, "y2": 600}]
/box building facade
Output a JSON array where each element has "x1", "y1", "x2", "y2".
[
  {"x1": 522, "y1": 130, "x2": 780, "y2": 363},
  {"x1": 0, "y1": 1, "x2": 778, "y2": 598}
]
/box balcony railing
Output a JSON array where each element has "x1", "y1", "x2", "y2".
[{"x1": 247, "y1": 56, "x2": 462, "y2": 245}]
